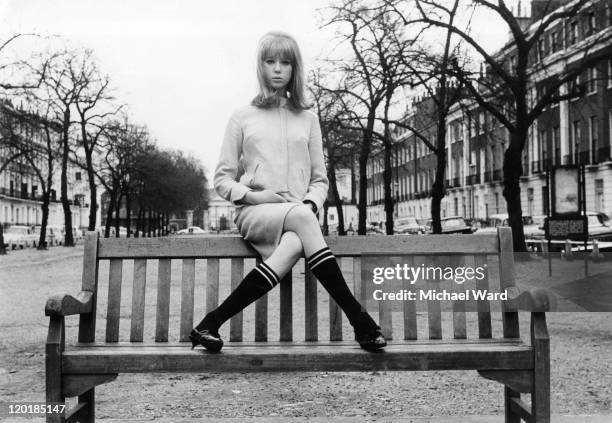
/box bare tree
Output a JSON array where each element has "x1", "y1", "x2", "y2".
[
  {"x1": 320, "y1": 0, "x2": 417, "y2": 234},
  {"x1": 309, "y1": 71, "x2": 360, "y2": 235},
  {"x1": 73, "y1": 56, "x2": 121, "y2": 232},
  {"x1": 25, "y1": 48, "x2": 115, "y2": 246},
  {"x1": 404, "y1": 0, "x2": 610, "y2": 250},
  {"x1": 381, "y1": 0, "x2": 468, "y2": 233}
]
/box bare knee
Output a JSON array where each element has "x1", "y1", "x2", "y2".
[
  {"x1": 279, "y1": 231, "x2": 303, "y2": 261},
  {"x1": 285, "y1": 205, "x2": 319, "y2": 231}
]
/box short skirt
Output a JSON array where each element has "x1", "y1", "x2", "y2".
[{"x1": 234, "y1": 202, "x2": 301, "y2": 260}]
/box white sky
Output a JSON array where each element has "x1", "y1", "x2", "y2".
[{"x1": 0, "y1": 0, "x2": 522, "y2": 183}]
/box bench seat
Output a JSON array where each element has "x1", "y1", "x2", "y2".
[
  {"x1": 46, "y1": 229, "x2": 552, "y2": 422},
  {"x1": 63, "y1": 339, "x2": 532, "y2": 374}
]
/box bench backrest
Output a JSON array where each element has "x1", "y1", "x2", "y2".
[{"x1": 77, "y1": 227, "x2": 518, "y2": 344}]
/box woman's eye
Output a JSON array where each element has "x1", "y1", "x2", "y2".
[
  {"x1": 265, "y1": 59, "x2": 274, "y2": 65},
  {"x1": 282, "y1": 61, "x2": 291, "y2": 66}
]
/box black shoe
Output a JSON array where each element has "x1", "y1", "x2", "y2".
[
  {"x1": 189, "y1": 328, "x2": 223, "y2": 353},
  {"x1": 355, "y1": 328, "x2": 387, "y2": 352}
]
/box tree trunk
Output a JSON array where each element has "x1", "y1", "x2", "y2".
[
  {"x1": 0, "y1": 226, "x2": 6, "y2": 255},
  {"x1": 322, "y1": 202, "x2": 329, "y2": 236},
  {"x1": 87, "y1": 166, "x2": 97, "y2": 231},
  {"x1": 104, "y1": 189, "x2": 117, "y2": 238},
  {"x1": 383, "y1": 95, "x2": 394, "y2": 235},
  {"x1": 60, "y1": 111, "x2": 74, "y2": 247},
  {"x1": 328, "y1": 164, "x2": 345, "y2": 235},
  {"x1": 431, "y1": 123, "x2": 448, "y2": 235},
  {"x1": 147, "y1": 208, "x2": 152, "y2": 237},
  {"x1": 502, "y1": 134, "x2": 528, "y2": 252},
  {"x1": 357, "y1": 119, "x2": 375, "y2": 235},
  {"x1": 114, "y1": 193, "x2": 122, "y2": 238},
  {"x1": 37, "y1": 192, "x2": 51, "y2": 250},
  {"x1": 126, "y1": 193, "x2": 131, "y2": 238}
]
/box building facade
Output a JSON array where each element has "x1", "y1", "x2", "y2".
[
  {"x1": 0, "y1": 102, "x2": 99, "y2": 230},
  {"x1": 363, "y1": 0, "x2": 612, "y2": 226}
]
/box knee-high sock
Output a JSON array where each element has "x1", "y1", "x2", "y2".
[
  {"x1": 195, "y1": 262, "x2": 279, "y2": 333},
  {"x1": 307, "y1": 247, "x2": 378, "y2": 332}
]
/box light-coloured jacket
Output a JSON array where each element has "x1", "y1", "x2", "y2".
[{"x1": 214, "y1": 100, "x2": 329, "y2": 212}]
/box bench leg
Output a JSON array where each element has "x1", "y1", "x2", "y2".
[
  {"x1": 504, "y1": 387, "x2": 521, "y2": 423},
  {"x1": 531, "y1": 313, "x2": 550, "y2": 423},
  {"x1": 78, "y1": 388, "x2": 95, "y2": 423},
  {"x1": 46, "y1": 316, "x2": 66, "y2": 423}
]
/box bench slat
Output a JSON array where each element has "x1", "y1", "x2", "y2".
[
  {"x1": 304, "y1": 266, "x2": 318, "y2": 341},
  {"x1": 229, "y1": 259, "x2": 244, "y2": 342},
  {"x1": 105, "y1": 259, "x2": 123, "y2": 343},
  {"x1": 280, "y1": 270, "x2": 293, "y2": 342},
  {"x1": 155, "y1": 259, "x2": 171, "y2": 342},
  {"x1": 329, "y1": 258, "x2": 345, "y2": 341},
  {"x1": 451, "y1": 255, "x2": 467, "y2": 340},
  {"x1": 498, "y1": 228, "x2": 519, "y2": 339},
  {"x1": 79, "y1": 233, "x2": 99, "y2": 343},
  {"x1": 179, "y1": 259, "x2": 196, "y2": 342},
  {"x1": 205, "y1": 258, "x2": 220, "y2": 313},
  {"x1": 378, "y1": 256, "x2": 393, "y2": 340},
  {"x1": 403, "y1": 255, "x2": 417, "y2": 340},
  {"x1": 426, "y1": 255, "x2": 442, "y2": 340},
  {"x1": 130, "y1": 259, "x2": 147, "y2": 342},
  {"x1": 62, "y1": 341, "x2": 533, "y2": 374},
  {"x1": 96, "y1": 234, "x2": 500, "y2": 259},
  {"x1": 475, "y1": 254, "x2": 492, "y2": 339},
  {"x1": 254, "y1": 259, "x2": 268, "y2": 342}
]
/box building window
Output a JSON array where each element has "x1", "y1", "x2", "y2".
[
  {"x1": 550, "y1": 31, "x2": 560, "y2": 52},
  {"x1": 595, "y1": 179, "x2": 604, "y2": 212},
  {"x1": 75, "y1": 172, "x2": 82, "y2": 181},
  {"x1": 569, "y1": 20, "x2": 578, "y2": 44},
  {"x1": 553, "y1": 126, "x2": 561, "y2": 165},
  {"x1": 537, "y1": 38, "x2": 546, "y2": 61},
  {"x1": 587, "y1": 10, "x2": 596, "y2": 35},
  {"x1": 570, "y1": 120, "x2": 581, "y2": 163},
  {"x1": 590, "y1": 116, "x2": 599, "y2": 163},
  {"x1": 569, "y1": 74, "x2": 582, "y2": 99},
  {"x1": 587, "y1": 66, "x2": 598, "y2": 94}
]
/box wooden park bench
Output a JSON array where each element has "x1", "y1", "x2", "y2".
[{"x1": 45, "y1": 227, "x2": 553, "y2": 422}]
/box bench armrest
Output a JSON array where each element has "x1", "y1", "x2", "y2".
[
  {"x1": 45, "y1": 291, "x2": 93, "y2": 316},
  {"x1": 504, "y1": 287, "x2": 557, "y2": 312}
]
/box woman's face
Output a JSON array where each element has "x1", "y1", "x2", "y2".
[{"x1": 262, "y1": 55, "x2": 292, "y2": 92}]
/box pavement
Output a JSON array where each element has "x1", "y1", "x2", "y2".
[{"x1": 3, "y1": 416, "x2": 612, "y2": 423}]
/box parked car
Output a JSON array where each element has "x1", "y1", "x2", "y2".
[
  {"x1": 524, "y1": 215, "x2": 546, "y2": 240},
  {"x1": 584, "y1": 211, "x2": 612, "y2": 241},
  {"x1": 477, "y1": 214, "x2": 535, "y2": 235},
  {"x1": 366, "y1": 222, "x2": 384, "y2": 235},
  {"x1": 428, "y1": 216, "x2": 475, "y2": 234},
  {"x1": 32, "y1": 226, "x2": 59, "y2": 246},
  {"x1": 394, "y1": 216, "x2": 425, "y2": 234},
  {"x1": 3, "y1": 225, "x2": 38, "y2": 249},
  {"x1": 177, "y1": 226, "x2": 207, "y2": 235}
]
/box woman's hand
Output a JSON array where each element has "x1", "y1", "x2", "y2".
[{"x1": 244, "y1": 190, "x2": 287, "y2": 205}]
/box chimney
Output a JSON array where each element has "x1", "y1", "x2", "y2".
[{"x1": 531, "y1": 0, "x2": 572, "y2": 21}]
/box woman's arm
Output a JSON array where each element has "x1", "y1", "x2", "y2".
[
  {"x1": 214, "y1": 113, "x2": 252, "y2": 205},
  {"x1": 302, "y1": 112, "x2": 329, "y2": 212}
]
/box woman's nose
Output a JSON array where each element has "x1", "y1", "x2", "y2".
[{"x1": 273, "y1": 61, "x2": 281, "y2": 71}]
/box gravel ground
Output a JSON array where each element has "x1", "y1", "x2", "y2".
[{"x1": 0, "y1": 246, "x2": 611, "y2": 419}]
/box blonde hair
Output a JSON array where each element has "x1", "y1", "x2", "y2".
[{"x1": 252, "y1": 31, "x2": 309, "y2": 111}]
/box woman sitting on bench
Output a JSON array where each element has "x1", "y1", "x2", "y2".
[{"x1": 190, "y1": 31, "x2": 386, "y2": 353}]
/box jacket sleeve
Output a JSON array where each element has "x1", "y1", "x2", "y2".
[
  {"x1": 303, "y1": 113, "x2": 329, "y2": 212},
  {"x1": 214, "y1": 112, "x2": 252, "y2": 204}
]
